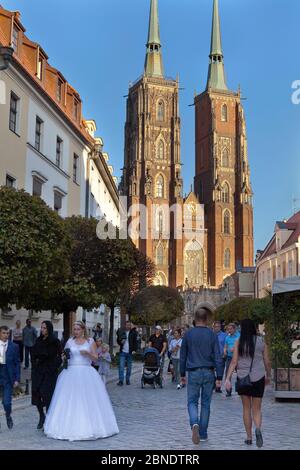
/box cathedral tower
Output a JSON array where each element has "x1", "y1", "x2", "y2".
[
  {"x1": 121, "y1": 0, "x2": 184, "y2": 287},
  {"x1": 194, "y1": 0, "x2": 254, "y2": 286}
]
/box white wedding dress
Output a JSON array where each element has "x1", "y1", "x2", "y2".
[{"x1": 44, "y1": 338, "x2": 119, "y2": 441}]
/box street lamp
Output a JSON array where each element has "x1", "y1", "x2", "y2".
[{"x1": 0, "y1": 46, "x2": 13, "y2": 71}]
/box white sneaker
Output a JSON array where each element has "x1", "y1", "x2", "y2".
[
  {"x1": 176, "y1": 384, "x2": 181, "y2": 390},
  {"x1": 192, "y1": 424, "x2": 200, "y2": 445}
]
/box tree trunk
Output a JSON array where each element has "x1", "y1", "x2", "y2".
[
  {"x1": 63, "y1": 310, "x2": 76, "y2": 343},
  {"x1": 109, "y1": 304, "x2": 115, "y2": 356}
]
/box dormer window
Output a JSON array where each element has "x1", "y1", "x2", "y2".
[
  {"x1": 73, "y1": 99, "x2": 79, "y2": 121},
  {"x1": 57, "y1": 78, "x2": 63, "y2": 102},
  {"x1": 37, "y1": 55, "x2": 43, "y2": 80},
  {"x1": 12, "y1": 25, "x2": 19, "y2": 54}
]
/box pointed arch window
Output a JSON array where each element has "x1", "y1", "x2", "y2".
[
  {"x1": 156, "y1": 175, "x2": 164, "y2": 198},
  {"x1": 223, "y1": 210, "x2": 231, "y2": 234},
  {"x1": 222, "y1": 148, "x2": 229, "y2": 167},
  {"x1": 157, "y1": 140, "x2": 164, "y2": 160},
  {"x1": 156, "y1": 243, "x2": 164, "y2": 265},
  {"x1": 221, "y1": 104, "x2": 228, "y2": 122},
  {"x1": 224, "y1": 248, "x2": 231, "y2": 268},
  {"x1": 156, "y1": 209, "x2": 164, "y2": 234},
  {"x1": 157, "y1": 100, "x2": 165, "y2": 121},
  {"x1": 221, "y1": 183, "x2": 230, "y2": 203}
]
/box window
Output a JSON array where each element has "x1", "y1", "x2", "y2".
[
  {"x1": 9, "y1": 92, "x2": 19, "y2": 134},
  {"x1": 199, "y1": 181, "x2": 203, "y2": 201},
  {"x1": 12, "y1": 26, "x2": 19, "y2": 54},
  {"x1": 222, "y1": 148, "x2": 229, "y2": 167},
  {"x1": 54, "y1": 192, "x2": 62, "y2": 213},
  {"x1": 200, "y1": 146, "x2": 204, "y2": 168},
  {"x1": 74, "y1": 100, "x2": 79, "y2": 120},
  {"x1": 37, "y1": 55, "x2": 43, "y2": 80},
  {"x1": 73, "y1": 154, "x2": 79, "y2": 183},
  {"x1": 157, "y1": 140, "x2": 164, "y2": 160},
  {"x1": 221, "y1": 104, "x2": 228, "y2": 122},
  {"x1": 224, "y1": 249, "x2": 231, "y2": 268},
  {"x1": 156, "y1": 244, "x2": 164, "y2": 265},
  {"x1": 156, "y1": 175, "x2": 164, "y2": 198},
  {"x1": 288, "y1": 260, "x2": 293, "y2": 278},
  {"x1": 57, "y1": 78, "x2": 63, "y2": 102},
  {"x1": 221, "y1": 183, "x2": 230, "y2": 203},
  {"x1": 35, "y1": 117, "x2": 43, "y2": 152},
  {"x1": 156, "y1": 210, "x2": 164, "y2": 234},
  {"x1": 282, "y1": 261, "x2": 286, "y2": 278},
  {"x1": 267, "y1": 268, "x2": 271, "y2": 285},
  {"x1": 262, "y1": 271, "x2": 265, "y2": 287},
  {"x1": 56, "y1": 137, "x2": 63, "y2": 167},
  {"x1": 277, "y1": 265, "x2": 281, "y2": 280},
  {"x1": 6, "y1": 174, "x2": 16, "y2": 188},
  {"x1": 157, "y1": 101, "x2": 164, "y2": 121},
  {"x1": 90, "y1": 193, "x2": 95, "y2": 217},
  {"x1": 32, "y1": 177, "x2": 43, "y2": 197},
  {"x1": 223, "y1": 210, "x2": 231, "y2": 234}
]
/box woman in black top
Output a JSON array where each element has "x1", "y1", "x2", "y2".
[{"x1": 31, "y1": 321, "x2": 62, "y2": 429}]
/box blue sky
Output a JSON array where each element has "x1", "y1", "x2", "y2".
[{"x1": 3, "y1": 0, "x2": 300, "y2": 254}]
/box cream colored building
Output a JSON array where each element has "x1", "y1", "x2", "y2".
[
  {"x1": 255, "y1": 212, "x2": 300, "y2": 298},
  {"x1": 0, "y1": 6, "x2": 119, "y2": 335}
]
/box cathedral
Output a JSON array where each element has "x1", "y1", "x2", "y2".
[{"x1": 120, "y1": 0, "x2": 254, "y2": 289}]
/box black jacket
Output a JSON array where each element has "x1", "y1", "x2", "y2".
[
  {"x1": 117, "y1": 328, "x2": 138, "y2": 354},
  {"x1": 31, "y1": 335, "x2": 62, "y2": 407}
]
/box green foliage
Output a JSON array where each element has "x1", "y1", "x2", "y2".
[
  {"x1": 130, "y1": 285, "x2": 184, "y2": 326},
  {"x1": 0, "y1": 187, "x2": 70, "y2": 310},
  {"x1": 214, "y1": 296, "x2": 273, "y2": 325}
]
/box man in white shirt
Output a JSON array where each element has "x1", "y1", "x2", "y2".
[
  {"x1": 0, "y1": 325, "x2": 20, "y2": 430},
  {"x1": 117, "y1": 321, "x2": 138, "y2": 386}
]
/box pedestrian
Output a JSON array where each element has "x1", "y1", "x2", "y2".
[
  {"x1": 44, "y1": 321, "x2": 119, "y2": 441},
  {"x1": 117, "y1": 321, "x2": 138, "y2": 386},
  {"x1": 93, "y1": 338, "x2": 103, "y2": 371},
  {"x1": 0, "y1": 325, "x2": 20, "y2": 430},
  {"x1": 98, "y1": 343, "x2": 111, "y2": 385},
  {"x1": 22, "y1": 319, "x2": 37, "y2": 369},
  {"x1": 225, "y1": 319, "x2": 272, "y2": 448},
  {"x1": 12, "y1": 320, "x2": 24, "y2": 364},
  {"x1": 212, "y1": 320, "x2": 227, "y2": 393},
  {"x1": 180, "y1": 307, "x2": 224, "y2": 445},
  {"x1": 223, "y1": 323, "x2": 240, "y2": 397},
  {"x1": 31, "y1": 321, "x2": 62, "y2": 429},
  {"x1": 92, "y1": 323, "x2": 103, "y2": 341},
  {"x1": 148, "y1": 326, "x2": 168, "y2": 374},
  {"x1": 169, "y1": 328, "x2": 182, "y2": 389}
]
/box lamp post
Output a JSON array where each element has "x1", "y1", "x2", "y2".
[{"x1": 0, "y1": 46, "x2": 13, "y2": 71}]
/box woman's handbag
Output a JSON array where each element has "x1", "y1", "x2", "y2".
[{"x1": 235, "y1": 337, "x2": 257, "y2": 394}]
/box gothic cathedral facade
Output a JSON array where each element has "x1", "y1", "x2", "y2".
[{"x1": 121, "y1": 0, "x2": 253, "y2": 289}]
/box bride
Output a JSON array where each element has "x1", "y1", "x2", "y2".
[{"x1": 44, "y1": 321, "x2": 119, "y2": 441}]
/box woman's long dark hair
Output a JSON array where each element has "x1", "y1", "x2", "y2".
[
  {"x1": 40, "y1": 321, "x2": 55, "y2": 342},
  {"x1": 238, "y1": 319, "x2": 257, "y2": 358}
]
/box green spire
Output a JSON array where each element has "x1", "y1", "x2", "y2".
[
  {"x1": 144, "y1": 0, "x2": 164, "y2": 78},
  {"x1": 206, "y1": 0, "x2": 227, "y2": 91}
]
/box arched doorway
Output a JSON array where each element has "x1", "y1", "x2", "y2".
[{"x1": 184, "y1": 240, "x2": 204, "y2": 288}]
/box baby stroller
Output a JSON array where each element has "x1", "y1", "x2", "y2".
[{"x1": 141, "y1": 347, "x2": 163, "y2": 389}]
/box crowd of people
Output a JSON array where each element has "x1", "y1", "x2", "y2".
[{"x1": 0, "y1": 310, "x2": 271, "y2": 447}]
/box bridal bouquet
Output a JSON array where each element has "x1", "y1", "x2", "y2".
[{"x1": 62, "y1": 348, "x2": 71, "y2": 370}]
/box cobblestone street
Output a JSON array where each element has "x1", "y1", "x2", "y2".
[{"x1": 1, "y1": 367, "x2": 300, "y2": 451}]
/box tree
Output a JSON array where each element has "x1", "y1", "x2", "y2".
[
  {"x1": 130, "y1": 285, "x2": 184, "y2": 327},
  {"x1": 0, "y1": 187, "x2": 70, "y2": 311},
  {"x1": 214, "y1": 296, "x2": 273, "y2": 325},
  {"x1": 94, "y1": 235, "x2": 142, "y2": 355},
  {"x1": 50, "y1": 216, "x2": 103, "y2": 338}
]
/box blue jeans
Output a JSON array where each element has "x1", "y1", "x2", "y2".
[
  {"x1": 118, "y1": 352, "x2": 133, "y2": 383},
  {"x1": 187, "y1": 369, "x2": 215, "y2": 439},
  {"x1": 0, "y1": 365, "x2": 13, "y2": 416}
]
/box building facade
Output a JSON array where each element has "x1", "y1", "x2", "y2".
[
  {"x1": 255, "y1": 212, "x2": 300, "y2": 298},
  {"x1": 0, "y1": 6, "x2": 119, "y2": 333}
]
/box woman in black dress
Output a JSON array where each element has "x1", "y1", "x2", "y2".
[{"x1": 31, "y1": 321, "x2": 62, "y2": 429}]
